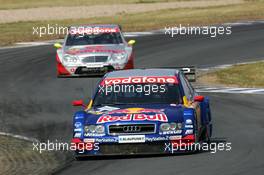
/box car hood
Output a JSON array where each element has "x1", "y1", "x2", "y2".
[
  {"x1": 63, "y1": 45, "x2": 126, "y2": 56},
  {"x1": 84, "y1": 104, "x2": 185, "y2": 125}
]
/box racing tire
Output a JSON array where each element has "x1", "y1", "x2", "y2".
[
  {"x1": 191, "y1": 112, "x2": 201, "y2": 153},
  {"x1": 201, "y1": 112, "x2": 211, "y2": 143},
  {"x1": 201, "y1": 126, "x2": 210, "y2": 143}
]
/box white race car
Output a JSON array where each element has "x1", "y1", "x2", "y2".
[{"x1": 54, "y1": 24, "x2": 135, "y2": 77}]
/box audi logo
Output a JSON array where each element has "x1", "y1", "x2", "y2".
[{"x1": 123, "y1": 126, "x2": 141, "y2": 132}]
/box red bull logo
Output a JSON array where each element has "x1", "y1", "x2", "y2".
[{"x1": 97, "y1": 113, "x2": 168, "y2": 124}]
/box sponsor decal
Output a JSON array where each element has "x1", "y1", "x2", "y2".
[
  {"x1": 169, "y1": 135, "x2": 182, "y2": 140},
  {"x1": 97, "y1": 114, "x2": 131, "y2": 123},
  {"x1": 133, "y1": 113, "x2": 167, "y2": 122},
  {"x1": 83, "y1": 138, "x2": 95, "y2": 143},
  {"x1": 75, "y1": 114, "x2": 84, "y2": 119},
  {"x1": 118, "y1": 135, "x2": 145, "y2": 143},
  {"x1": 160, "y1": 130, "x2": 182, "y2": 135},
  {"x1": 74, "y1": 122, "x2": 82, "y2": 128},
  {"x1": 74, "y1": 128, "x2": 82, "y2": 132},
  {"x1": 97, "y1": 113, "x2": 168, "y2": 124},
  {"x1": 185, "y1": 129, "x2": 193, "y2": 134},
  {"x1": 84, "y1": 133, "x2": 105, "y2": 137},
  {"x1": 74, "y1": 133, "x2": 82, "y2": 138},
  {"x1": 185, "y1": 119, "x2": 193, "y2": 124},
  {"x1": 69, "y1": 27, "x2": 119, "y2": 35},
  {"x1": 95, "y1": 138, "x2": 118, "y2": 143},
  {"x1": 184, "y1": 111, "x2": 193, "y2": 116},
  {"x1": 145, "y1": 136, "x2": 169, "y2": 142},
  {"x1": 84, "y1": 63, "x2": 105, "y2": 67},
  {"x1": 100, "y1": 76, "x2": 178, "y2": 86},
  {"x1": 185, "y1": 125, "x2": 193, "y2": 128}
]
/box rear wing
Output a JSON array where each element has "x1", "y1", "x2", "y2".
[{"x1": 155, "y1": 66, "x2": 196, "y2": 82}]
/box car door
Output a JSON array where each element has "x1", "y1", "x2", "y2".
[{"x1": 179, "y1": 73, "x2": 202, "y2": 133}]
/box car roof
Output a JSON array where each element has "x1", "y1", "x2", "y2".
[{"x1": 105, "y1": 69, "x2": 180, "y2": 78}]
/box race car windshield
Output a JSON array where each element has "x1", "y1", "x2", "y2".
[
  {"x1": 93, "y1": 83, "x2": 182, "y2": 106},
  {"x1": 65, "y1": 32, "x2": 123, "y2": 46}
]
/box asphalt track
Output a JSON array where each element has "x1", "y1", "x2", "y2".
[{"x1": 0, "y1": 23, "x2": 264, "y2": 175}]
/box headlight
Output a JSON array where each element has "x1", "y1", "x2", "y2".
[
  {"x1": 84, "y1": 125, "x2": 105, "y2": 134},
  {"x1": 111, "y1": 53, "x2": 127, "y2": 61},
  {"x1": 170, "y1": 123, "x2": 177, "y2": 130},
  {"x1": 177, "y1": 123, "x2": 182, "y2": 129},
  {"x1": 160, "y1": 122, "x2": 182, "y2": 131},
  {"x1": 63, "y1": 54, "x2": 78, "y2": 63},
  {"x1": 160, "y1": 123, "x2": 171, "y2": 131},
  {"x1": 95, "y1": 125, "x2": 105, "y2": 133}
]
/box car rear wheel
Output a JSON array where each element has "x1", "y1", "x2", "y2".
[
  {"x1": 201, "y1": 112, "x2": 211, "y2": 143},
  {"x1": 201, "y1": 126, "x2": 210, "y2": 143}
]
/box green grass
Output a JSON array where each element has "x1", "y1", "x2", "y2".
[
  {"x1": 1, "y1": 1, "x2": 264, "y2": 46},
  {"x1": 0, "y1": 0, "x2": 184, "y2": 9},
  {"x1": 199, "y1": 61, "x2": 264, "y2": 87}
]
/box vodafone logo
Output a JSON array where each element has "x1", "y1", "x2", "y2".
[
  {"x1": 101, "y1": 76, "x2": 178, "y2": 85},
  {"x1": 70, "y1": 27, "x2": 119, "y2": 35}
]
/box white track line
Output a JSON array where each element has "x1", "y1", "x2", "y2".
[
  {"x1": 240, "y1": 89, "x2": 264, "y2": 94},
  {"x1": 0, "y1": 132, "x2": 39, "y2": 143},
  {"x1": 196, "y1": 87, "x2": 264, "y2": 94}
]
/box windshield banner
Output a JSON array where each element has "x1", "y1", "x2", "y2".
[{"x1": 100, "y1": 76, "x2": 178, "y2": 86}]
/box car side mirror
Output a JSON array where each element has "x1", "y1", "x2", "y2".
[
  {"x1": 54, "y1": 43, "x2": 62, "y2": 49},
  {"x1": 194, "y1": 95, "x2": 204, "y2": 102},
  {"x1": 128, "y1": 40, "x2": 136, "y2": 45},
  {"x1": 72, "y1": 100, "x2": 85, "y2": 107}
]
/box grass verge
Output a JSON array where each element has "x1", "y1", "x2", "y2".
[
  {"x1": 0, "y1": 1, "x2": 264, "y2": 46},
  {"x1": 198, "y1": 61, "x2": 264, "y2": 88},
  {"x1": 0, "y1": 135, "x2": 70, "y2": 175},
  {"x1": 0, "y1": 0, "x2": 186, "y2": 10}
]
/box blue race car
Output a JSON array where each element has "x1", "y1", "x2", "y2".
[{"x1": 71, "y1": 68, "x2": 212, "y2": 158}]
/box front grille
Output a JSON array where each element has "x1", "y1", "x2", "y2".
[
  {"x1": 82, "y1": 56, "x2": 108, "y2": 63},
  {"x1": 74, "y1": 66, "x2": 114, "y2": 75},
  {"x1": 109, "y1": 124, "x2": 155, "y2": 135}
]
